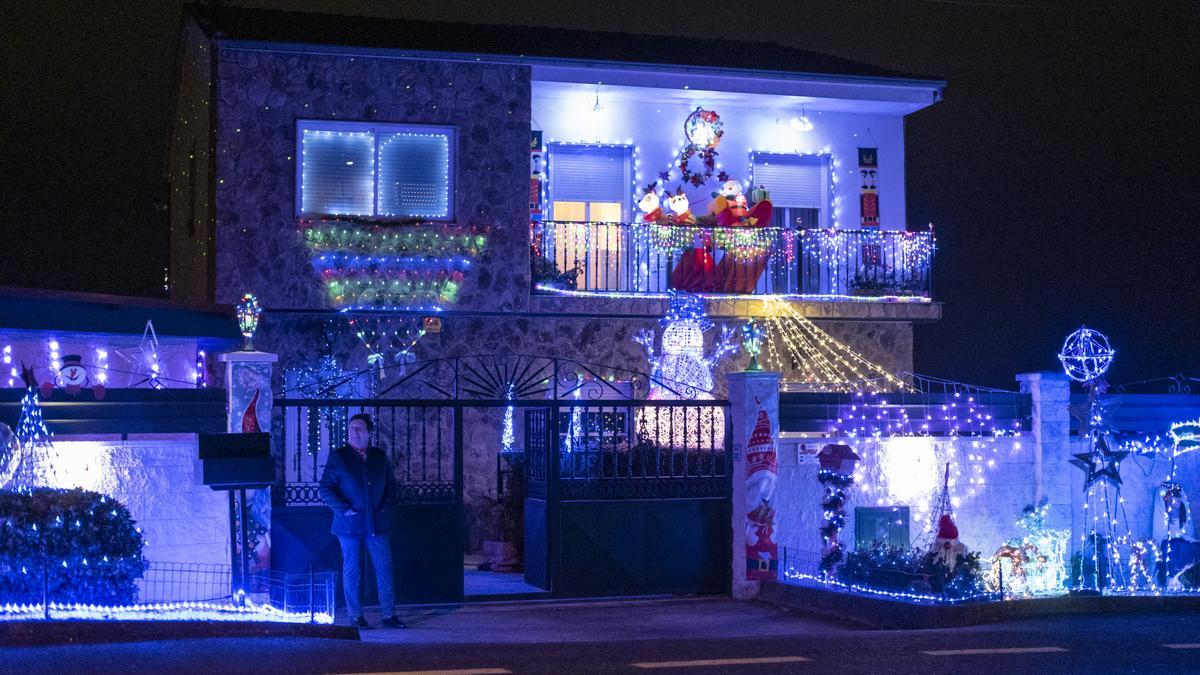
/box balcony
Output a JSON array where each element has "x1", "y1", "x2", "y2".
[{"x1": 530, "y1": 222, "x2": 934, "y2": 301}]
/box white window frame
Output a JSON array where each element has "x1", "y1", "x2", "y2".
[
  {"x1": 546, "y1": 143, "x2": 633, "y2": 222},
  {"x1": 295, "y1": 119, "x2": 456, "y2": 221},
  {"x1": 749, "y1": 152, "x2": 833, "y2": 229}
]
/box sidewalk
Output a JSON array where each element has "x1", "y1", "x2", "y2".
[{"x1": 352, "y1": 596, "x2": 852, "y2": 645}]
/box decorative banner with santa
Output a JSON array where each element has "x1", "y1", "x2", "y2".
[{"x1": 745, "y1": 398, "x2": 779, "y2": 580}]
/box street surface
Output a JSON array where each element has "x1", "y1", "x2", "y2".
[{"x1": 3, "y1": 597, "x2": 1199, "y2": 673}]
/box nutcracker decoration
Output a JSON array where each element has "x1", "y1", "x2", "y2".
[{"x1": 858, "y1": 147, "x2": 879, "y2": 228}]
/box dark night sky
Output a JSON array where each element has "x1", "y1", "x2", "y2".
[{"x1": 2, "y1": 1, "x2": 1198, "y2": 388}]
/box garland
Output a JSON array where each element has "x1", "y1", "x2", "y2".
[{"x1": 818, "y1": 468, "x2": 855, "y2": 574}]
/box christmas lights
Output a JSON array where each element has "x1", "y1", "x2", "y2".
[
  {"x1": 633, "y1": 292, "x2": 736, "y2": 450},
  {"x1": 301, "y1": 220, "x2": 487, "y2": 311},
  {"x1": 760, "y1": 298, "x2": 907, "y2": 392},
  {"x1": 987, "y1": 501, "x2": 1069, "y2": 597},
  {"x1": 302, "y1": 222, "x2": 487, "y2": 256},
  {"x1": 1058, "y1": 326, "x2": 1115, "y2": 383}
]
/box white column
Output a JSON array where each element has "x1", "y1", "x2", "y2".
[
  {"x1": 727, "y1": 370, "x2": 782, "y2": 600},
  {"x1": 1015, "y1": 371, "x2": 1072, "y2": 532}
]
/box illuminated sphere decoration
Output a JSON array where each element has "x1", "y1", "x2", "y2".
[
  {"x1": 1057, "y1": 326, "x2": 1115, "y2": 383},
  {"x1": 683, "y1": 107, "x2": 723, "y2": 149}
]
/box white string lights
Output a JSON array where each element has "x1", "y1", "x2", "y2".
[{"x1": 760, "y1": 298, "x2": 907, "y2": 392}]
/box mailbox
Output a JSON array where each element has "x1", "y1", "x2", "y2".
[{"x1": 198, "y1": 432, "x2": 273, "y2": 488}]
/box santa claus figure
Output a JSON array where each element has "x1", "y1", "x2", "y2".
[
  {"x1": 931, "y1": 514, "x2": 968, "y2": 570},
  {"x1": 744, "y1": 400, "x2": 779, "y2": 580}
]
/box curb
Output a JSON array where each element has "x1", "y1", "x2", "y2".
[
  {"x1": 761, "y1": 580, "x2": 1200, "y2": 629},
  {"x1": 0, "y1": 620, "x2": 359, "y2": 646}
]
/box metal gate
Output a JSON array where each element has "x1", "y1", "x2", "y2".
[{"x1": 272, "y1": 354, "x2": 731, "y2": 603}]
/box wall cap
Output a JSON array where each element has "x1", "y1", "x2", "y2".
[
  {"x1": 218, "y1": 350, "x2": 279, "y2": 363},
  {"x1": 1015, "y1": 371, "x2": 1069, "y2": 383}
]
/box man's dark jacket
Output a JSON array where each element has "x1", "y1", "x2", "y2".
[{"x1": 319, "y1": 445, "x2": 398, "y2": 537}]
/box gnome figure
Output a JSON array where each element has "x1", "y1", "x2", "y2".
[
  {"x1": 744, "y1": 400, "x2": 779, "y2": 579},
  {"x1": 931, "y1": 514, "x2": 968, "y2": 570}
]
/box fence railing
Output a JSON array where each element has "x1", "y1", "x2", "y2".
[
  {"x1": 0, "y1": 560, "x2": 335, "y2": 622},
  {"x1": 530, "y1": 221, "x2": 933, "y2": 299},
  {"x1": 274, "y1": 399, "x2": 731, "y2": 506}
]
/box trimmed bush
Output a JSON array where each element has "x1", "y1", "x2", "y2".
[{"x1": 0, "y1": 488, "x2": 147, "y2": 605}]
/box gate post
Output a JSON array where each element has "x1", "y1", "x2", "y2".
[
  {"x1": 727, "y1": 370, "x2": 781, "y2": 600},
  {"x1": 218, "y1": 349, "x2": 278, "y2": 590}
]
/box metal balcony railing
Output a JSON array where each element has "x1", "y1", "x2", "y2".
[{"x1": 530, "y1": 221, "x2": 933, "y2": 299}]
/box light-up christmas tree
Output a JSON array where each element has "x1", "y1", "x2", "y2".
[
  {"x1": 16, "y1": 364, "x2": 51, "y2": 446},
  {"x1": 10, "y1": 365, "x2": 54, "y2": 490}
]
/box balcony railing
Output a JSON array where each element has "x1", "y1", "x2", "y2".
[{"x1": 530, "y1": 221, "x2": 933, "y2": 300}]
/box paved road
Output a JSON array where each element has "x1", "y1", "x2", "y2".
[{"x1": 3, "y1": 597, "x2": 1200, "y2": 673}]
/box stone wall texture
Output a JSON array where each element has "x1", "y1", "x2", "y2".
[
  {"x1": 213, "y1": 48, "x2": 532, "y2": 312},
  {"x1": 40, "y1": 440, "x2": 228, "y2": 567},
  {"x1": 257, "y1": 313, "x2": 914, "y2": 397}
]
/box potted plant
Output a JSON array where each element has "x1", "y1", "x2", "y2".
[
  {"x1": 478, "y1": 454, "x2": 526, "y2": 572},
  {"x1": 530, "y1": 251, "x2": 580, "y2": 290}
]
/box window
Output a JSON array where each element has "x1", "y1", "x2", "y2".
[
  {"x1": 750, "y1": 152, "x2": 830, "y2": 229},
  {"x1": 297, "y1": 121, "x2": 454, "y2": 220},
  {"x1": 547, "y1": 144, "x2": 631, "y2": 222},
  {"x1": 855, "y1": 506, "x2": 910, "y2": 548}
]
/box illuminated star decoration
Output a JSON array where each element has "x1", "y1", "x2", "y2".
[{"x1": 1069, "y1": 436, "x2": 1129, "y2": 489}]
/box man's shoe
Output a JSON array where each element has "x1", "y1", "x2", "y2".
[
  {"x1": 352, "y1": 616, "x2": 371, "y2": 629},
  {"x1": 380, "y1": 615, "x2": 407, "y2": 629}
]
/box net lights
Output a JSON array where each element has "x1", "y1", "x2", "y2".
[{"x1": 301, "y1": 220, "x2": 487, "y2": 311}]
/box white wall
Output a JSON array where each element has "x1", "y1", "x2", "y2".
[
  {"x1": 775, "y1": 435, "x2": 1036, "y2": 563},
  {"x1": 19, "y1": 438, "x2": 228, "y2": 566},
  {"x1": 533, "y1": 81, "x2": 908, "y2": 229},
  {"x1": 774, "y1": 431, "x2": 1200, "y2": 572}
]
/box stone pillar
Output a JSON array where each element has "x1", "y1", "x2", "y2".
[
  {"x1": 1015, "y1": 371, "x2": 1072, "y2": 532},
  {"x1": 727, "y1": 370, "x2": 782, "y2": 600},
  {"x1": 219, "y1": 350, "x2": 278, "y2": 581}
]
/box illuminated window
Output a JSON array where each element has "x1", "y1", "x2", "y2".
[
  {"x1": 750, "y1": 152, "x2": 830, "y2": 229},
  {"x1": 297, "y1": 121, "x2": 455, "y2": 220},
  {"x1": 547, "y1": 144, "x2": 631, "y2": 222}
]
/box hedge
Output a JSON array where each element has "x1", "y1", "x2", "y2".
[{"x1": 0, "y1": 488, "x2": 147, "y2": 606}]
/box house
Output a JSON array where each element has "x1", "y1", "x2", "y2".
[
  {"x1": 166, "y1": 5, "x2": 947, "y2": 601},
  {"x1": 168, "y1": 5, "x2": 943, "y2": 380}
]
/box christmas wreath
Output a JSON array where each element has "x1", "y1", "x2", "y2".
[{"x1": 674, "y1": 108, "x2": 729, "y2": 187}]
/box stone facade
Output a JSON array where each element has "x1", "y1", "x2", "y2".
[{"x1": 212, "y1": 47, "x2": 532, "y2": 312}]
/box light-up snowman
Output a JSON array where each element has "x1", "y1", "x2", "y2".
[{"x1": 633, "y1": 291, "x2": 737, "y2": 450}]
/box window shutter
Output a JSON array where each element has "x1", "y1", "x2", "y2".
[
  {"x1": 751, "y1": 153, "x2": 826, "y2": 209},
  {"x1": 300, "y1": 130, "x2": 376, "y2": 216},
  {"x1": 378, "y1": 131, "x2": 452, "y2": 219},
  {"x1": 549, "y1": 145, "x2": 629, "y2": 205}
]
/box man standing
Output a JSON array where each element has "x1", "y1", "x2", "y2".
[{"x1": 319, "y1": 413, "x2": 405, "y2": 629}]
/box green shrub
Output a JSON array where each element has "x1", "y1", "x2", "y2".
[{"x1": 0, "y1": 488, "x2": 148, "y2": 605}]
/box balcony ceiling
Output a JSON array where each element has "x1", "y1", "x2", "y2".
[{"x1": 533, "y1": 79, "x2": 937, "y2": 116}]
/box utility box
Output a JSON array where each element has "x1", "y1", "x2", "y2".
[{"x1": 197, "y1": 432, "x2": 273, "y2": 488}]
